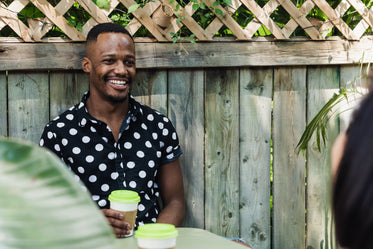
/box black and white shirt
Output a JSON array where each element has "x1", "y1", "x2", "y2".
[{"x1": 40, "y1": 92, "x2": 182, "y2": 226}]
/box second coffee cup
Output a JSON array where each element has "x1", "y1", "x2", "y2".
[{"x1": 108, "y1": 190, "x2": 140, "y2": 237}]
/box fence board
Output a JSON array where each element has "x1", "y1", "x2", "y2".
[
  {"x1": 168, "y1": 70, "x2": 205, "y2": 228},
  {"x1": 205, "y1": 68, "x2": 240, "y2": 237},
  {"x1": 273, "y1": 67, "x2": 306, "y2": 249},
  {"x1": 50, "y1": 71, "x2": 89, "y2": 119},
  {"x1": 239, "y1": 68, "x2": 272, "y2": 249},
  {"x1": 8, "y1": 72, "x2": 49, "y2": 144},
  {"x1": 306, "y1": 66, "x2": 339, "y2": 249},
  {"x1": 0, "y1": 72, "x2": 6, "y2": 137},
  {"x1": 131, "y1": 70, "x2": 168, "y2": 115}
]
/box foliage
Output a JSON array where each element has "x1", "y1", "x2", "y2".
[
  {"x1": 1, "y1": 0, "x2": 373, "y2": 41},
  {"x1": 0, "y1": 138, "x2": 121, "y2": 249}
]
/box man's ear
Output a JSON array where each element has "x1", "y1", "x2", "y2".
[{"x1": 82, "y1": 57, "x2": 91, "y2": 73}]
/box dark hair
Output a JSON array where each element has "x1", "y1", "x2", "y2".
[
  {"x1": 86, "y1": 22, "x2": 133, "y2": 44},
  {"x1": 333, "y1": 90, "x2": 373, "y2": 249}
]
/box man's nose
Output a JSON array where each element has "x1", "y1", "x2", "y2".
[{"x1": 114, "y1": 61, "x2": 127, "y2": 75}]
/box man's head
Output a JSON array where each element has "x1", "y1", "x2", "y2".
[{"x1": 82, "y1": 23, "x2": 135, "y2": 104}]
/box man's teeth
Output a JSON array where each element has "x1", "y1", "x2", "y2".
[{"x1": 110, "y1": 80, "x2": 127, "y2": 85}]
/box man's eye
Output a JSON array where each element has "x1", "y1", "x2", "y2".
[
  {"x1": 125, "y1": 60, "x2": 135, "y2": 66},
  {"x1": 104, "y1": 59, "x2": 114, "y2": 64}
]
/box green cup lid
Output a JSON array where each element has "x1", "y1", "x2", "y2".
[
  {"x1": 108, "y1": 190, "x2": 140, "y2": 204},
  {"x1": 135, "y1": 223, "x2": 178, "y2": 239}
]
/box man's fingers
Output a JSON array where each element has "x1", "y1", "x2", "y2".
[{"x1": 101, "y1": 209, "x2": 131, "y2": 238}]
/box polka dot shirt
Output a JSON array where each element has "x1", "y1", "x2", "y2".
[{"x1": 40, "y1": 92, "x2": 183, "y2": 226}]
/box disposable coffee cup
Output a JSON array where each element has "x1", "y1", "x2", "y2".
[
  {"x1": 135, "y1": 223, "x2": 178, "y2": 249},
  {"x1": 108, "y1": 190, "x2": 140, "y2": 237}
]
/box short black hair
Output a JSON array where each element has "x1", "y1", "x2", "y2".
[{"x1": 86, "y1": 22, "x2": 133, "y2": 44}]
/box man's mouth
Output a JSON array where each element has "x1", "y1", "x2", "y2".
[{"x1": 109, "y1": 79, "x2": 128, "y2": 86}]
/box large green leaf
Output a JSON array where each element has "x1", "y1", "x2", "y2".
[{"x1": 0, "y1": 138, "x2": 122, "y2": 249}]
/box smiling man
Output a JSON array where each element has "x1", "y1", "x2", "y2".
[{"x1": 40, "y1": 23, "x2": 185, "y2": 238}]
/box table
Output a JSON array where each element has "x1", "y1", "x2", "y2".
[{"x1": 118, "y1": 227, "x2": 249, "y2": 249}]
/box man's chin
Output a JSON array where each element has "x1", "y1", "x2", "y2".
[{"x1": 107, "y1": 94, "x2": 128, "y2": 104}]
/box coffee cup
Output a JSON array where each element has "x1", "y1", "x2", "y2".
[
  {"x1": 135, "y1": 223, "x2": 178, "y2": 249},
  {"x1": 108, "y1": 190, "x2": 140, "y2": 237}
]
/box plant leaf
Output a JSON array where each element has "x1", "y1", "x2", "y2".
[
  {"x1": 128, "y1": 4, "x2": 140, "y2": 13},
  {"x1": 0, "y1": 138, "x2": 121, "y2": 249}
]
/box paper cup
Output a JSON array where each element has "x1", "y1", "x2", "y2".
[
  {"x1": 135, "y1": 223, "x2": 178, "y2": 249},
  {"x1": 108, "y1": 190, "x2": 140, "y2": 237}
]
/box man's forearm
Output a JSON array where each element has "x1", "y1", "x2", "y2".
[{"x1": 156, "y1": 200, "x2": 185, "y2": 226}]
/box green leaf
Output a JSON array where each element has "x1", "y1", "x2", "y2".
[
  {"x1": 96, "y1": 0, "x2": 110, "y2": 9},
  {"x1": 223, "y1": 0, "x2": 232, "y2": 5},
  {"x1": 200, "y1": 2, "x2": 206, "y2": 9},
  {"x1": 192, "y1": 3, "x2": 200, "y2": 10},
  {"x1": 215, "y1": 8, "x2": 223, "y2": 17},
  {"x1": 213, "y1": 1, "x2": 220, "y2": 6},
  {"x1": 128, "y1": 4, "x2": 141, "y2": 13},
  {"x1": 0, "y1": 138, "x2": 121, "y2": 249}
]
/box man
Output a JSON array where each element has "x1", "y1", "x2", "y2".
[{"x1": 40, "y1": 23, "x2": 185, "y2": 238}]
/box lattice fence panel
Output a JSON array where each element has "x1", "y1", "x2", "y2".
[{"x1": 0, "y1": 0, "x2": 373, "y2": 41}]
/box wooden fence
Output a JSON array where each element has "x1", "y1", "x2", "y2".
[
  {"x1": 2, "y1": 0, "x2": 373, "y2": 42},
  {"x1": 1, "y1": 38, "x2": 371, "y2": 248}
]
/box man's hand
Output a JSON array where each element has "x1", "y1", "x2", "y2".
[{"x1": 102, "y1": 209, "x2": 131, "y2": 238}]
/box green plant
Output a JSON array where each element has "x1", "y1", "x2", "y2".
[{"x1": 0, "y1": 138, "x2": 121, "y2": 249}]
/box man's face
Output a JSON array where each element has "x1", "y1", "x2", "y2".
[{"x1": 82, "y1": 32, "x2": 136, "y2": 104}]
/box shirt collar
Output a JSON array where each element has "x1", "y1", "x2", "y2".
[{"x1": 77, "y1": 91, "x2": 142, "y2": 127}]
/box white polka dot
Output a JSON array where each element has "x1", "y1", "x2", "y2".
[
  {"x1": 167, "y1": 153, "x2": 174, "y2": 159},
  {"x1": 54, "y1": 144, "x2": 60, "y2": 152},
  {"x1": 151, "y1": 218, "x2": 157, "y2": 222},
  {"x1": 92, "y1": 195, "x2": 99, "y2": 201},
  {"x1": 57, "y1": 122, "x2": 65, "y2": 128},
  {"x1": 98, "y1": 199, "x2": 107, "y2": 207},
  {"x1": 47, "y1": 132, "x2": 53, "y2": 139},
  {"x1": 89, "y1": 175, "x2": 97, "y2": 182},
  {"x1": 157, "y1": 151, "x2": 161, "y2": 158},
  {"x1": 101, "y1": 184, "x2": 109, "y2": 191},
  {"x1": 90, "y1": 127, "x2": 96, "y2": 132},
  {"x1": 134, "y1": 132, "x2": 141, "y2": 139},
  {"x1": 78, "y1": 167, "x2": 85, "y2": 174},
  {"x1": 111, "y1": 172, "x2": 119, "y2": 180},
  {"x1": 147, "y1": 114, "x2": 154, "y2": 121},
  {"x1": 95, "y1": 144, "x2": 104, "y2": 151},
  {"x1": 127, "y1": 161, "x2": 135, "y2": 169},
  {"x1": 144, "y1": 194, "x2": 150, "y2": 200},
  {"x1": 147, "y1": 181, "x2": 153, "y2": 188},
  {"x1": 148, "y1": 160, "x2": 155, "y2": 168},
  {"x1": 163, "y1": 117, "x2": 169, "y2": 122},
  {"x1": 129, "y1": 181, "x2": 137, "y2": 188},
  {"x1": 39, "y1": 139, "x2": 44, "y2": 146},
  {"x1": 152, "y1": 133, "x2": 158, "y2": 140},
  {"x1": 137, "y1": 151, "x2": 145, "y2": 158},
  {"x1": 122, "y1": 181, "x2": 127, "y2": 187},
  {"x1": 82, "y1": 136, "x2": 90, "y2": 143},
  {"x1": 66, "y1": 114, "x2": 74, "y2": 120},
  {"x1": 68, "y1": 157, "x2": 74, "y2": 164},
  {"x1": 124, "y1": 142, "x2": 132, "y2": 149},
  {"x1": 102, "y1": 137, "x2": 108, "y2": 143},
  {"x1": 108, "y1": 152, "x2": 116, "y2": 160},
  {"x1": 158, "y1": 122, "x2": 164, "y2": 129},
  {"x1": 99, "y1": 163, "x2": 107, "y2": 171},
  {"x1": 72, "y1": 147, "x2": 81, "y2": 154},
  {"x1": 145, "y1": 141, "x2": 152, "y2": 148},
  {"x1": 86, "y1": 155, "x2": 94, "y2": 163},
  {"x1": 160, "y1": 141, "x2": 165, "y2": 148},
  {"x1": 166, "y1": 146, "x2": 173, "y2": 153},
  {"x1": 62, "y1": 138, "x2": 68, "y2": 146},
  {"x1": 172, "y1": 132, "x2": 177, "y2": 140},
  {"x1": 139, "y1": 171, "x2": 146, "y2": 178},
  {"x1": 138, "y1": 204, "x2": 145, "y2": 211},
  {"x1": 69, "y1": 128, "x2": 78, "y2": 135},
  {"x1": 81, "y1": 118, "x2": 87, "y2": 126},
  {"x1": 141, "y1": 123, "x2": 148, "y2": 130},
  {"x1": 162, "y1": 129, "x2": 169, "y2": 136}
]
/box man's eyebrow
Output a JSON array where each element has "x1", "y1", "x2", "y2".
[{"x1": 102, "y1": 53, "x2": 135, "y2": 59}]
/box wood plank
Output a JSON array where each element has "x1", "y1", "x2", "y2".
[
  {"x1": 319, "y1": 0, "x2": 350, "y2": 38},
  {"x1": 306, "y1": 66, "x2": 339, "y2": 249},
  {"x1": 2, "y1": 38, "x2": 373, "y2": 70},
  {"x1": 272, "y1": 67, "x2": 306, "y2": 249},
  {"x1": 0, "y1": 71, "x2": 6, "y2": 137},
  {"x1": 282, "y1": 0, "x2": 314, "y2": 38},
  {"x1": 131, "y1": 69, "x2": 168, "y2": 115},
  {"x1": 168, "y1": 69, "x2": 205, "y2": 228},
  {"x1": 7, "y1": 72, "x2": 49, "y2": 144},
  {"x1": 239, "y1": 68, "x2": 272, "y2": 249},
  {"x1": 205, "y1": 68, "x2": 240, "y2": 237},
  {"x1": 339, "y1": 65, "x2": 369, "y2": 131},
  {"x1": 49, "y1": 71, "x2": 89, "y2": 119}
]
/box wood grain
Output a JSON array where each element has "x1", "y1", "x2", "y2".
[{"x1": 0, "y1": 71, "x2": 6, "y2": 137}]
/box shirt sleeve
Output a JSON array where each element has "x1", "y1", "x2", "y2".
[
  {"x1": 160, "y1": 117, "x2": 183, "y2": 165},
  {"x1": 39, "y1": 124, "x2": 64, "y2": 159}
]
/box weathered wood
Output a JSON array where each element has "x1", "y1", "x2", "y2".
[
  {"x1": 273, "y1": 67, "x2": 306, "y2": 249},
  {"x1": 7, "y1": 72, "x2": 49, "y2": 144},
  {"x1": 0, "y1": 71, "x2": 6, "y2": 137},
  {"x1": 306, "y1": 66, "x2": 339, "y2": 249},
  {"x1": 239, "y1": 68, "x2": 272, "y2": 249},
  {"x1": 205, "y1": 69, "x2": 240, "y2": 237},
  {"x1": 131, "y1": 69, "x2": 168, "y2": 115},
  {"x1": 2, "y1": 38, "x2": 373, "y2": 70},
  {"x1": 168, "y1": 69, "x2": 205, "y2": 228},
  {"x1": 49, "y1": 71, "x2": 89, "y2": 119}
]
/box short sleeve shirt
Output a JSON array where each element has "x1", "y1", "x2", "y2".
[{"x1": 40, "y1": 92, "x2": 183, "y2": 226}]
